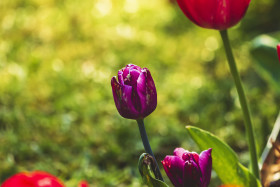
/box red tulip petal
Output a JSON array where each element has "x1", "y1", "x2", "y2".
[
  {"x1": 176, "y1": 0, "x2": 250, "y2": 30},
  {"x1": 1, "y1": 171, "x2": 65, "y2": 187}
]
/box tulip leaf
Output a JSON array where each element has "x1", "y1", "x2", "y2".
[
  {"x1": 138, "y1": 153, "x2": 169, "y2": 187},
  {"x1": 250, "y1": 35, "x2": 280, "y2": 93},
  {"x1": 186, "y1": 126, "x2": 261, "y2": 187}
]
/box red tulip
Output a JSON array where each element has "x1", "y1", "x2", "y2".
[
  {"x1": 176, "y1": 0, "x2": 251, "y2": 30},
  {"x1": 277, "y1": 44, "x2": 280, "y2": 63},
  {"x1": 1, "y1": 171, "x2": 65, "y2": 187}
]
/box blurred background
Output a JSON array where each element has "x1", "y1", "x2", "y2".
[{"x1": 0, "y1": 0, "x2": 280, "y2": 186}]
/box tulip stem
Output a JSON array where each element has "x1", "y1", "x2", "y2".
[
  {"x1": 137, "y1": 119, "x2": 164, "y2": 181},
  {"x1": 219, "y1": 29, "x2": 259, "y2": 179}
]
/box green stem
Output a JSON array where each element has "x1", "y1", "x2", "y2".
[
  {"x1": 219, "y1": 30, "x2": 259, "y2": 179},
  {"x1": 137, "y1": 119, "x2": 164, "y2": 182}
]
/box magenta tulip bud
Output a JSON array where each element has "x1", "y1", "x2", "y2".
[
  {"x1": 162, "y1": 148, "x2": 212, "y2": 187},
  {"x1": 111, "y1": 64, "x2": 157, "y2": 120},
  {"x1": 277, "y1": 44, "x2": 280, "y2": 63},
  {"x1": 176, "y1": 0, "x2": 251, "y2": 30}
]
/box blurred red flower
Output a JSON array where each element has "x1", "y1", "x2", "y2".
[
  {"x1": 1, "y1": 171, "x2": 65, "y2": 187},
  {"x1": 78, "y1": 180, "x2": 89, "y2": 187}
]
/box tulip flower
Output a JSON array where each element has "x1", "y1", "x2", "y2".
[
  {"x1": 111, "y1": 64, "x2": 157, "y2": 120},
  {"x1": 175, "y1": 0, "x2": 259, "y2": 180},
  {"x1": 1, "y1": 171, "x2": 65, "y2": 187},
  {"x1": 112, "y1": 64, "x2": 163, "y2": 181},
  {"x1": 162, "y1": 148, "x2": 212, "y2": 187},
  {"x1": 277, "y1": 44, "x2": 280, "y2": 63},
  {"x1": 176, "y1": 0, "x2": 251, "y2": 30}
]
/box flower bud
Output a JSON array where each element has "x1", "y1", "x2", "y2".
[
  {"x1": 1, "y1": 171, "x2": 65, "y2": 187},
  {"x1": 176, "y1": 0, "x2": 251, "y2": 30},
  {"x1": 162, "y1": 148, "x2": 212, "y2": 187},
  {"x1": 111, "y1": 64, "x2": 157, "y2": 119}
]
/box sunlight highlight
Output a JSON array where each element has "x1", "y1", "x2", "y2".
[
  {"x1": 94, "y1": 0, "x2": 112, "y2": 17},
  {"x1": 124, "y1": 0, "x2": 139, "y2": 13}
]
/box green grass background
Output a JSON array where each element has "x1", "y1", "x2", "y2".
[{"x1": 0, "y1": 0, "x2": 280, "y2": 186}]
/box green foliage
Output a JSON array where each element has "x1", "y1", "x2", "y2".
[
  {"x1": 186, "y1": 126, "x2": 261, "y2": 187},
  {"x1": 138, "y1": 153, "x2": 169, "y2": 187},
  {"x1": 250, "y1": 35, "x2": 280, "y2": 93}
]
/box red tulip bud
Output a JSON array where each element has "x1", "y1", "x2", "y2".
[{"x1": 176, "y1": 0, "x2": 251, "y2": 30}]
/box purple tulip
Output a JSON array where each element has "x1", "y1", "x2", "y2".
[
  {"x1": 162, "y1": 148, "x2": 212, "y2": 187},
  {"x1": 111, "y1": 64, "x2": 157, "y2": 119}
]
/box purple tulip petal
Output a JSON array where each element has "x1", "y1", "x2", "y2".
[
  {"x1": 162, "y1": 148, "x2": 213, "y2": 187},
  {"x1": 173, "y1": 148, "x2": 187, "y2": 159},
  {"x1": 129, "y1": 64, "x2": 141, "y2": 71},
  {"x1": 111, "y1": 77, "x2": 139, "y2": 119},
  {"x1": 131, "y1": 90, "x2": 142, "y2": 113},
  {"x1": 119, "y1": 66, "x2": 142, "y2": 113},
  {"x1": 183, "y1": 160, "x2": 202, "y2": 187},
  {"x1": 123, "y1": 69, "x2": 140, "y2": 86},
  {"x1": 121, "y1": 84, "x2": 140, "y2": 118},
  {"x1": 122, "y1": 65, "x2": 130, "y2": 79},
  {"x1": 182, "y1": 152, "x2": 200, "y2": 164},
  {"x1": 123, "y1": 64, "x2": 141, "y2": 81},
  {"x1": 111, "y1": 76, "x2": 122, "y2": 110},
  {"x1": 199, "y1": 148, "x2": 212, "y2": 187},
  {"x1": 142, "y1": 69, "x2": 157, "y2": 117},
  {"x1": 124, "y1": 69, "x2": 142, "y2": 113},
  {"x1": 111, "y1": 64, "x2": 157, "y2": 119},
  {"x1": 135, "y1": 70, "x2": 147, "y2": 116},
  {"x1": 118, "y1": 70, "x2": 124, "y2": 85},
  {"x1": 162, "y1": 156, "x2": 185, "y2": 187},
  {"x1": 129, "y1": 69, "x2": 141, "y2": 85}
]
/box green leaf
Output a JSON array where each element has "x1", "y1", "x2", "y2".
[
  {"x1": 138, "y1": 153, "x2": 169, "y2": 187},
  {"x1": 186, "y1": 126, "x2": 261, "y2": 187},
  {"x1": 250, "y1": 35, "x2": 280, "y2": 93}
]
